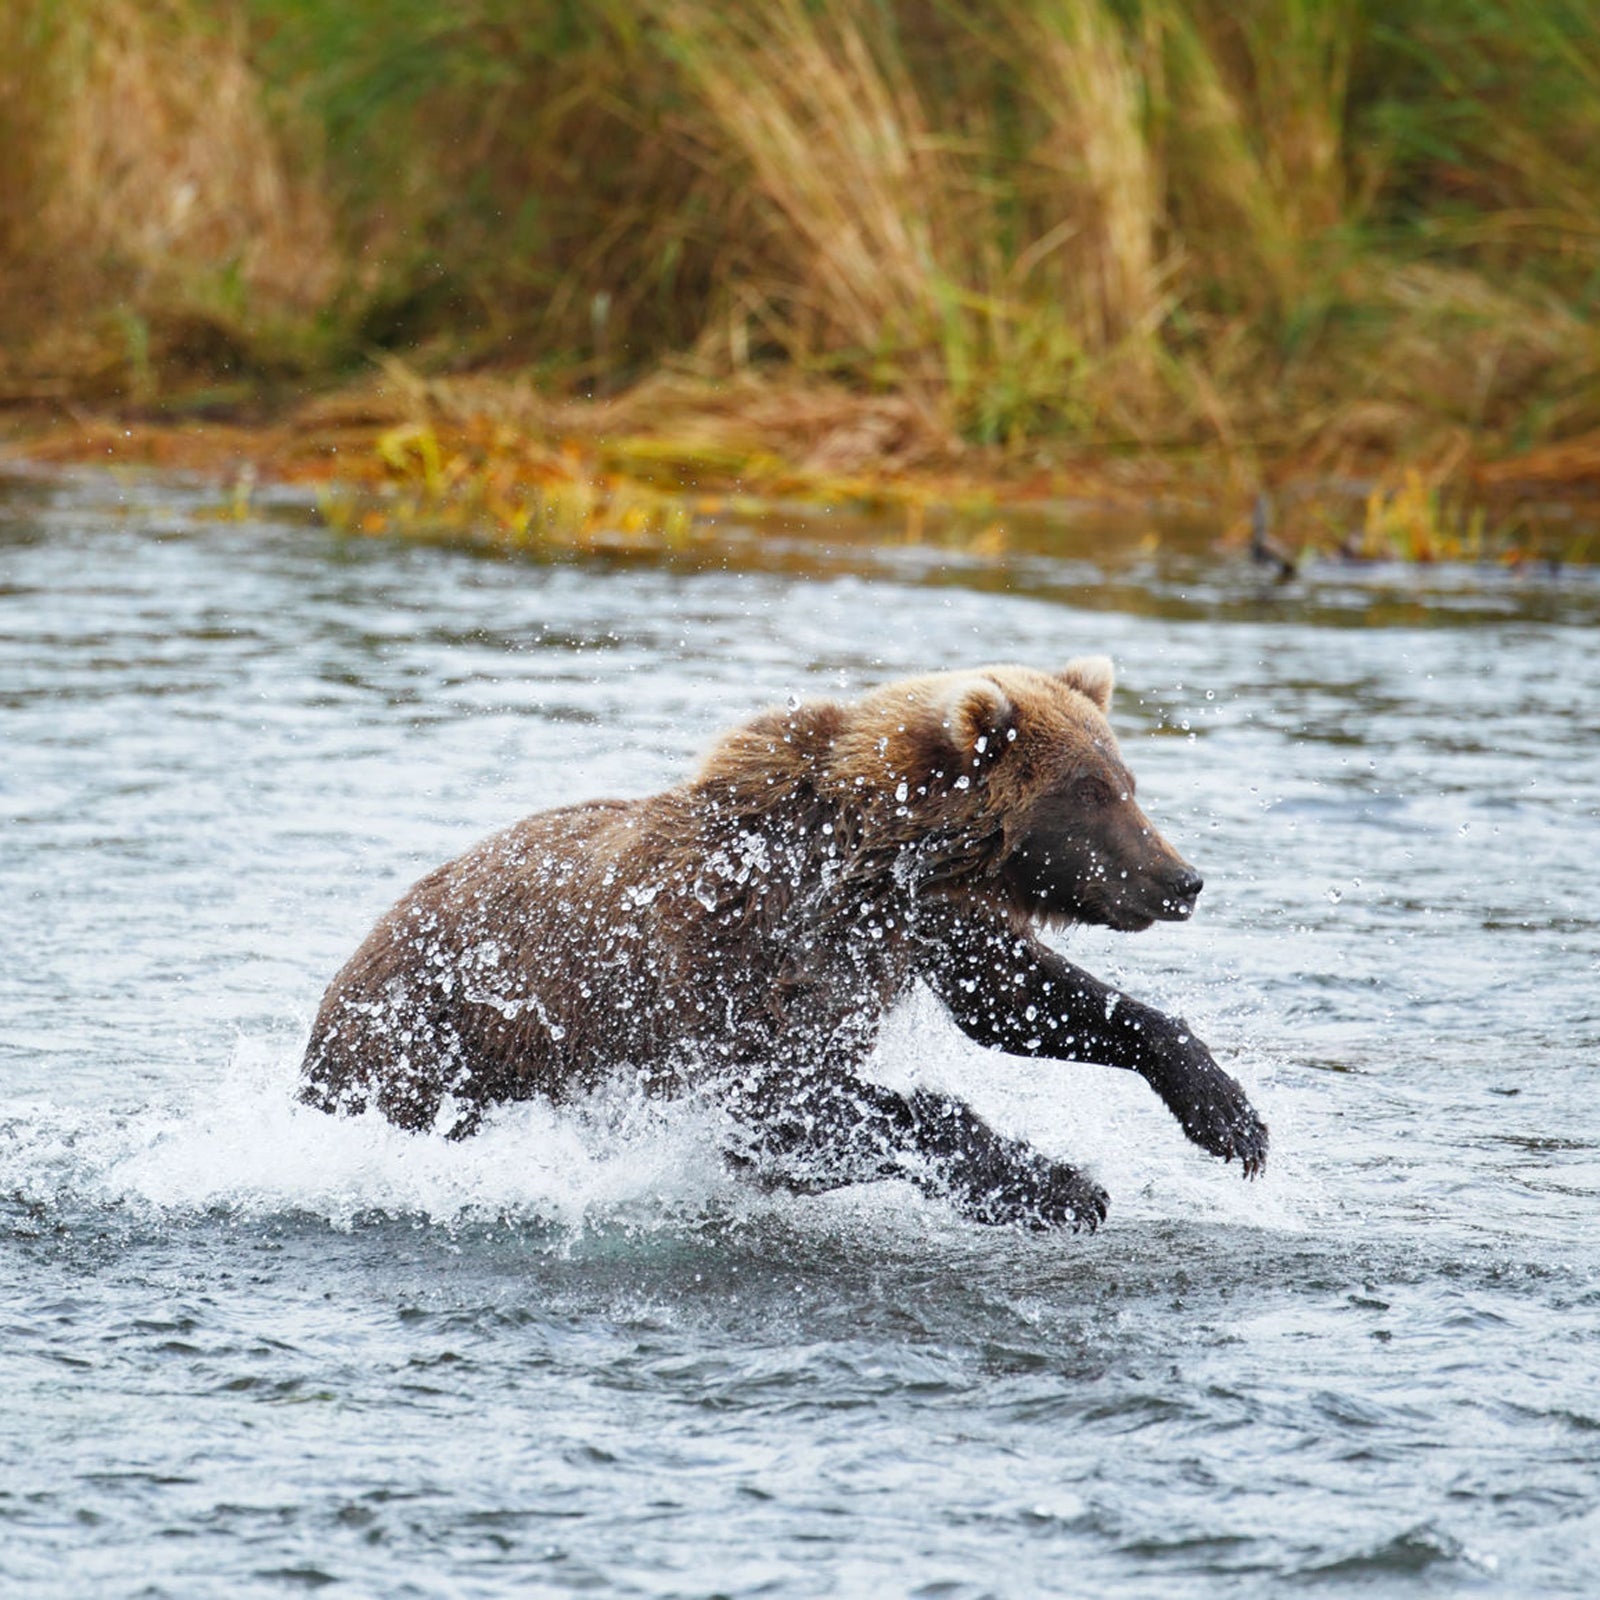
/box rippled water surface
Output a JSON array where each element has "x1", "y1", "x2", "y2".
[{"x1": 3, "y1": 473, "x2": 1599, "y2": 1597}]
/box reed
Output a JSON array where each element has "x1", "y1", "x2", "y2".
[
  {"x1": 4, "y1": 0, "x2": 1600, "y2": 488},
  {"x1": 0, "y1": 0, "x2": 337, "y2": 388}
]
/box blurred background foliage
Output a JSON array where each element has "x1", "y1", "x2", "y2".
[{"x1": 3, "y1": 0, "x2": 1599, "y2": 466}]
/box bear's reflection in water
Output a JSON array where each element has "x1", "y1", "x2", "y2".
[{"x1": 300, "y1": 659, "x2": 1267, "y2": 1230}]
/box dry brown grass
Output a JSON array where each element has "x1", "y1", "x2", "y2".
[
  {"x1": 50, "y1": 1, "x2": 335, "y2": 309},
  {"x1": 0, "y1": 0, "x2": 336, "y2": 390},
  {"x1": 649, "y1": 0, "x2": 1182, "y2": 443},
  {"x1": 1012, "y1": 2, "x2": 1163, "y2": 355},
  {"x1": 654, "y1": 0, "x2": 962, "y2": 399},
  {"x1": 6, "y1": 0, "x2": 1600, "y2": 545}
]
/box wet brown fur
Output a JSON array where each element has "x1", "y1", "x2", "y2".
[{"x1": 300, "y1": 660, "x2": 1266, "y2": 1225}]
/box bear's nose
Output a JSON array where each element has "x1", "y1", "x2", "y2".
[{"x1": 1170, "y1": 866, "x2": 1204, "y2": 904}]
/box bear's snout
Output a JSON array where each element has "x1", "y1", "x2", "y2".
[{"x1": 1161, "y1": 863, "x2": 1204, "y2": 919}]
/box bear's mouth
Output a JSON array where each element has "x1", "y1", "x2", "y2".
[
  {"x1": 1120, "y1": 878, "x2": 1202, "y2": 928},
  {"x1": 1009, "y1": 859, "x2": 1202, "y2": 932}
]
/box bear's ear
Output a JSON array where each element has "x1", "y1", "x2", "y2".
[
  {"x1": 1059, "y1": 655, "x2": 1115, "y2": 713},
  {"x1": 941, "y1": 676, "x2": 1017, "y2": 763}
]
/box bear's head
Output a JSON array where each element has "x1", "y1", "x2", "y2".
[{"x1": 829, "y1": 659, "x2": 1204, "y2": 931}]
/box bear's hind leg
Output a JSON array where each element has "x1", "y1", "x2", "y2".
[
  {"x1": 902, "y1": 1089, "x2": 1108, "y2": 1232},
  {"x1": 722, "y1": 1069, "x2": 1107, "y2": 1232}
]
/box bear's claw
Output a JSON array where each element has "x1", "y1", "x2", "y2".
[
  {"x1": 1178, "y1": 1077, "x2": 1269, "y2": 1178},
  {"x1": 1144, "y1": 1035, "x2": 1269, "y2": 1179}
]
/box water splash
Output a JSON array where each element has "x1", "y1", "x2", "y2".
[
  {"x1": 0, "y1": 1009, "x2": 1311, "y2": 1240},
  {"x1": 1, "y1": 1038, "x2": 742, "y2": 1234}
]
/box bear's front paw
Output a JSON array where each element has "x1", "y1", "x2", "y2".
[
  {"x1": 952, "y1": 1158, "x2": 1110, "y2": 1234},
  {"x1": 1168, "y1": 1061, "x2": 1268, "y2": 1178}
]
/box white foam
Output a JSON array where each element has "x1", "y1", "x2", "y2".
[{"x1": 1, "y1": 1037, "x2": 745, "y2": 1233}]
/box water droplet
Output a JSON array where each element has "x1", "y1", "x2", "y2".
[{"x1": 1327, "y1": 886, "x2": 1343, "y2": 903}]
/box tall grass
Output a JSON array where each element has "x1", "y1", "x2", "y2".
[
  {"x1": 1, "y1": 0, "x2": 337, "y2": 387},
  {"x1": 5, "y1": 0, "x2": 1600, "y2": 469}
]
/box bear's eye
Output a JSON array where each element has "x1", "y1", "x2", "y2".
[{"x1": 1076, "y1": 777, "x2": 1116, "y2": 808}]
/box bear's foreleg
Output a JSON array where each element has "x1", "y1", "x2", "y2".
[
  {"x1": 721, "y1": 1068, "x2": 1107, "y2": 1231},
  {"x1": 921, "y1": 914, "x2": 1268, "y2": 1175}
]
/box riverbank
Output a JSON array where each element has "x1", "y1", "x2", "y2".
[
  {"x1": 6, "y1": 366, "x2": 1600, "y2": 568},
  {"x1": 5, "y1": 1, "x2": 1600, "y2": 566}
]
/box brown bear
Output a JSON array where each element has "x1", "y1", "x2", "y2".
[{"x1": 300, "y1": 660, "x2": 1267, "y2": 1229}]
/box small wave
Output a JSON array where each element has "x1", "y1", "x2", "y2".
[{"x1": 1295, "y1": 1522, "x2": 1492, "y2": 1582}]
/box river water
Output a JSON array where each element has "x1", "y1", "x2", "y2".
[{"x1": 2, "y1": 471, "x2": 1598, "y2": 1597}]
